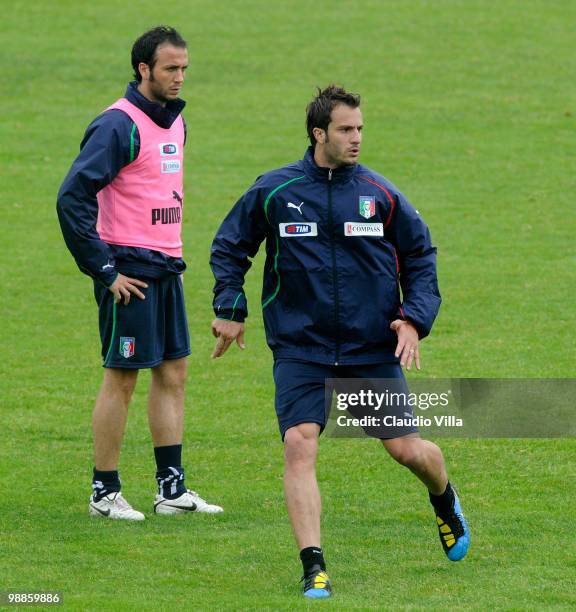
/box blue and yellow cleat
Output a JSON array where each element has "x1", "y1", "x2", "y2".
[
  {"x1": 435, "y1": 487, "x2": 470, "y2": 561},
  {"x1": 302, "y1": 565, "x2": 332, "y2": 598}
]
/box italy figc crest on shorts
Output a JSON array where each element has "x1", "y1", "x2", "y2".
[
  {"x1": 119, "y1": 337, "x2": 135, "y2": 358},
  {"x1": 359, "y1": 196, "x2": 376, "y2": 219}
]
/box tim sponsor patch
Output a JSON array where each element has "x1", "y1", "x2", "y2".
[
  {"x1": 161, "y1": 159, "x2": 181, "y2": 174},
  {"x1": 344, "y1": 222, "x2": 384, "y2": 237},
  {"x1": 279, "y1": 222, "x2": 318, "y2": 237},
  {"x1": 159, "y1": 142, "x2": 179, "y2": 156}
]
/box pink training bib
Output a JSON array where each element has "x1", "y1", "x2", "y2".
[{"x1": 96, "y1": 98, "x2": 185, "y2": 257}]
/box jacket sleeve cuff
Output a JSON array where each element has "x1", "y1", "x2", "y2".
[
  {"x1": 396, "y1": 305, "x2": 430, "y2": 339},
  {"x1": 396, "y1": 305, "x2": 407, "y2": 321},
  {"x1": 215, "y1": 310, "x2": 246, "y2": 323},
  {"x1": 213, "y1": 290, "x2": 247, "y2": 322},
  {"x1": 86, "y1": 267, "x2": 117, "y2": 288},
  {"x1": 95, "y1": 269, "x2": 118, "y2": 288}
]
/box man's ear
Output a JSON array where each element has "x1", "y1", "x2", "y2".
[
  {"x1": 313, "y1": 127, "x2": 325, "y2": 144},
  {"x1": 138, "y1": 62, "x2": 149, "y2": 81}
]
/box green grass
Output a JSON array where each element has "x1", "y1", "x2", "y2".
[{"x1": 1, "y1": 0, "x2": 575, "y2": 609}]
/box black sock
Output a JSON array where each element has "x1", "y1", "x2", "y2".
[
  {"x1": 300, "y1": 546, "x2": 326, "y2": 575},
  {"x1": 154, "y1": 444, "x2": 183, "y2": 470},
  {"x1": 92, "y1": 468, "x2": 121, "y2": 501},
  {"x1": 429, "y1": 481, "x2": 455, "y2": 516},
  {"x1": 154, "y1": 444, "x2": 186, "y2": 499}
]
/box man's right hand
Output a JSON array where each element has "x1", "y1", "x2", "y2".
[
  {"x1": 108, "y1": 273, "x2": 148, "y2": 305},
  {"x1": 211, "y1": 319, "x2": 245, "y2": 359}
]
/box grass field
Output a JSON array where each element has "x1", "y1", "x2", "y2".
[{"x1": 1, "y1": 0, "x2": 575, "y2": 609}]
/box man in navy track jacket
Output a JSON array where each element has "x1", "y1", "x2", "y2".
[
  {"x1": 210, "y1": 85, "x2": 470, "y2": 598},
  {"x1": 57, "y1": 26, "x2": 222, "y2": 521}
]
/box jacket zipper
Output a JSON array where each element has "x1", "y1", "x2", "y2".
[{"x1": 327, "y1": 168, "x2": 341, "y2": 365}]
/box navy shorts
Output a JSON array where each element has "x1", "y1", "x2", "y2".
[
  {"x1": 94, "y1": 274, "x2": 190, "y2": 369},
  {"x1": 273, "y1": 359, "x2": 418, "y2": 440}
]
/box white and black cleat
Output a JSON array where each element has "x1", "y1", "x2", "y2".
[
  {"x1": 89, "y1": 492, "x2": 145, "y2": 521},
  {"x1": 154, "y1": 489, "x2": 223, "y2": 515}
]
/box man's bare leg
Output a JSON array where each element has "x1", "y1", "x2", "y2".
[
  {"x1": 382, "y1": 433, "x2": 470, "y2": 561},
  {"x1": 284, "y1": 422, "x2": 331, "y2": 596},
  {"x1": 381, "y1": 433, "x2": 447, "y2": 494},
  {"x1": 148, "y1": 357, "x2": 223, "y2": 514},
  {"x1": 283, "y1": 423, "x2": 322, "y2": 548},
  {"x1": 148, "y1": 357, "x2": 187, "y2": 447},
  {"x1": 89, "y1": 368, "x2": 145, "y2": 520},
  {"x1": 93, "y1": 368, "x2": 139, "y2": 470}
]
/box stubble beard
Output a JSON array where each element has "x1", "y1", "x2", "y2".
[
  {"x1": 147, "y1": 70, "x2": 172, "y2": 105},
  {"x1": 324, "y1": 140, "x2": 358, "y2": 168}
]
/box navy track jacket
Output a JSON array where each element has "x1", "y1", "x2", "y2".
[
  {"x1": 211, "y1": 147, "x2": 441, "y2": 365},
  {"x1": 57, "y1": 82, "x2": 187, "y2": 286}
]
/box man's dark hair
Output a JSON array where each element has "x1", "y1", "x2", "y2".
[
  {"x1": 306, "y1": 85, "x2": 361, "y2": 146},
  {"x1": 131, "y1": 26, "x2": 187, "y2": 82}
]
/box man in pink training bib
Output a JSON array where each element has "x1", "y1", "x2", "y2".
[{"x1": 57, "y1": 26, "x2": 222, "y2": 520}]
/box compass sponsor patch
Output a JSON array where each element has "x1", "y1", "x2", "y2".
[{"x1": 344, "y1": 222, "x2": 383, "y2": 237}]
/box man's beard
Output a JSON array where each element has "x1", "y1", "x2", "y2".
[
  {"x1": 148, "y1": 71, "x2": 171, "y2": 103},
  {"x1": 150, "y1": 83, "x2": 170, "y2": 104}
]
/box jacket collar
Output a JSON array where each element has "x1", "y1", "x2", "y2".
[
  {"x1": 125, "y1": 81, "x2": 186, "y2": 129},
  {"x1": 302, "y1": 146, "x2": 358, "y2": 183}
]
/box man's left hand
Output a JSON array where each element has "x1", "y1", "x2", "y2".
[
  {"x1": 390, "y1": 319, "x2": 420, "y2": 370},
  {"x1": 211, "y1": 318, "x2": 245, "y2": 359}
]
